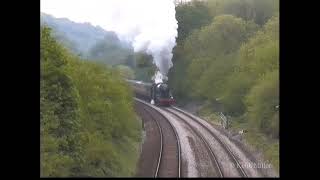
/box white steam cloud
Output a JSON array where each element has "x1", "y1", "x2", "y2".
[
  {"x1": 130, "y1": 0, "x2": 178, "y2": 78},
  {"x1": 41, "y1": 0, "x2": 178, "y2": 82},
  {"x1": 105, "y1": 0, "x2": 178, "y2": 82}
]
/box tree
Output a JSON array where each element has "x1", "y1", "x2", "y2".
[
  {"x1": 181, "y1": 15, "x2": 258, "y2": 102},
  {"x1": 245, "y1": 70, "x2": 279, "y2": 138},
  {"x1": 207, "y1": 0, "x2": 279, "y2": 26},
  {"x1": 217, "y1": 14, "x2": 279, "y2": 116},
  {"x1": 175, "y1": 0, "x2": 212, "y2": 43},
  {"x1": 133, "y1": 52, "x2": 157, "y2": 82},
  {"x1": 88, "y1": 35, "x2": 134, "y2": 66},
  {"x1": 194, "y1": 15, "x2": 256, "y2": 56},
  {"x1": 41, "y1": 25, "x2": 142, "y2": 177},
  {"x1": 41, "y1": 26, "x2": 83, "y2": 176},
  {"x1": 251, "y1": 0, "x2": 279, "y2": 25},
  {"x1": 115, "y1": 65, "x2": 135, "y2": 79}
]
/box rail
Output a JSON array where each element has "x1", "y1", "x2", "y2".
[{"x1": 171, "y1": 106, "x2": 248, "y2": 177}]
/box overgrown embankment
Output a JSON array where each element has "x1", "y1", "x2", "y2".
[
  {"x1": 40, "y1": 26, "x2": 141, "y2": 177},
  {"x1": 169, "y1": 0, "x2": 279, "y2": 173}
]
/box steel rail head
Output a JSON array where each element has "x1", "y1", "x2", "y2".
[
  {"x1": 163, "y1": 108, "x2": 223, "y2": 177},
  {"x1": 136, "y1": 99, "x2": 181, "y2": 178},
  {"x1": 140, "y1": 104, "x2": 163, "y2": 178},
  {"x1": 171, "y1": 106, "x2": 248, "y2": 177}
]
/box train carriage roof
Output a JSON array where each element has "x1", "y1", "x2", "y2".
[{"x1": 126, "y1": 79, "x2": 153, "y2": 87}]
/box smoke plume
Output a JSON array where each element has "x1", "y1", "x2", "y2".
[
  {"x1": 41, "y1": 0, "x2": 178, "y2": 82},
  {"x1": 112, "y1": 0, "x2": 178, "y2": 81},
  {"x1": 132, "y1": 0, "x2": 177, "y2": 75}
]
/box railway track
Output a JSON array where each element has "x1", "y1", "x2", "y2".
[
  {"x1": 167, "y1": 106, "x2": 248, "y2": 177},
  {"x1": 161, "y1": 107, "x2": 224, "y2": 177},
  {"x1": 135, "y1": 98, "x2": 250, "y2": 177},
  {"x1": 135, "y1": 100, "x2": 181, "y2": 177}
]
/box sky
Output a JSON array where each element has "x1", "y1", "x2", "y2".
[
  {"x1": 41, "y1": 0, "x2": 183, "y2": 35},
  {"x1": 41, "y1": 0, "x2": 186, "y2": 76},
  {"x1": 41, "y1": 0, "x2": 132, "y2": 32}
]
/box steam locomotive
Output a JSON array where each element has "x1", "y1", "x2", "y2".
[{"x1": 127, "y1": 79, "x2": 175, "y2": 106}]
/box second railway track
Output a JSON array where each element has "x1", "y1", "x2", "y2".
[
  {"x1": 161, "y1": 107, "x2": 224, "y2": 177},
  {"x1": 165, "y1": 106, "x2": 248, "y2": 177},
  {"x1": 135, "y1": 98, "x2": 253, "y2": 177}
]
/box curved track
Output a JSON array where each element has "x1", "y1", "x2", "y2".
[
  {"x1": 168, "y1": 106, "x2": 248, "y2": 177},
  {"x1": 161, "y1": 107, "x2": 224, "y2": 177},
  {"x1": 135, "y1": 100, "x2": 181, "y2": 177},
  {"x1": 135, "y1": 98, "x2": 252, "y2": 177}
]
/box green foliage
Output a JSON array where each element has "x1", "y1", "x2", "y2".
[
  {"x1": 135, "y1": 52, "x2": 153, "y2": 68},
  {"x1": 41, "y1": 26, "x2": 141, "y2": 177},
  {"x1": 41, "y1": 26, "x2": 83, "y2": 176},
  {"x1": 87, "y1": 36, "x2": 134, "y2": 66},
  {"x1": 170, "y1": 2, "x2": 279, "y2": 140},
  {"x1": 193, "y1": 55, "x2": 234, "y2": 99},
  {"x1": 192, "y1": 15, "x2": 256, "y2": 57},
  {"x1": 175, "y1": 0, "x2": 212, "y2": 43},
  {"x1": 169, "y1": 0, "x2": 222, "y2": 98},
  {"x1": 170, "y1": 14, "x2": 257, "y2": 100},
  {"x1": 219, "y1": 70, "x2": 255, "y2": 115},
  {"x1": 41, "y1": 13, "x2": 108, "y2": 55},
  {"x1": 251, "y1": 0, "x2": 279, "y2": 25},
  {"x1": 207, "y1": 0, "x2": 279, "y2": 26},
  {"x1": 132, "y1": 52, "x2": 156, "y2": 82},
  {"x1": 245, "y1": 70, "x2": 279, "y2": 138},
  {"x1": 181, "y1": 15, "x2": 258, "y2": 101},
  {"x1": 170, "y1": 2, "x2": 279, "y2": 172},
  {"x1": 41, "y1": 13, "x2": 135, "y2": 65},
  {"x1": 115, "y1": 65, "x2": 135, "y2": 79}
]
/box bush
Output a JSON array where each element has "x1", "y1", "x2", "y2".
[
  {"x1": 41, "y1": 26, "x2": 141, "y2": 177},
  {"x1": 245, "y1": 70, "x2": 279, "y2": 138}
]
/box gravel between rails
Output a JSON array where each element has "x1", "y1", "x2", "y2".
[
  {"x1": 134, "y1": 100, "x2": 180, "y2": 177},
  {"x1": 139, "y1": 101, "x2": 218, "y2": 177},
  {"x1": 142, "y1": 104, "x2": 180, "y2": 177},
  {"x1": 171, "y1": 106, "x2": 268, "y2": 177},
  {"x1": 166, "y1": 107, "x2": 244, "y2": 177},
  {"x1": 134, "y1": 98, "x2": 275, "y2": 177},
  {"x1": 135, "y1": 99, "x2": 199, "y2": 177},
  {"x1": 162, "y1": 108, "x2": 223, "y2": 177}
]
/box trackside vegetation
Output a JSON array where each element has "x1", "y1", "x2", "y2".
[
  {"x1": 40, "y1": 26, "x2": 142, "y2": 177},
  {"x1": 169, "y1": 0, "x2": 279, "y2": 172}
]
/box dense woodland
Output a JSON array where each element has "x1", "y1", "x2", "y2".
[
  {"x1": 168, "y1": 0, "x2": 279, "y2": 171},
  {"x1": 41, "y1": 13, "x2": 160, "y2": 82},
  {"x1": 41, "y1": 13, "x2": 107, "y2": 55},
  {"x1": 40, "y1": 26, "x2": 141, "y2": 177},
  {"x1": 41, "y1": 13, "x2": 134, "y2": 65}
]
